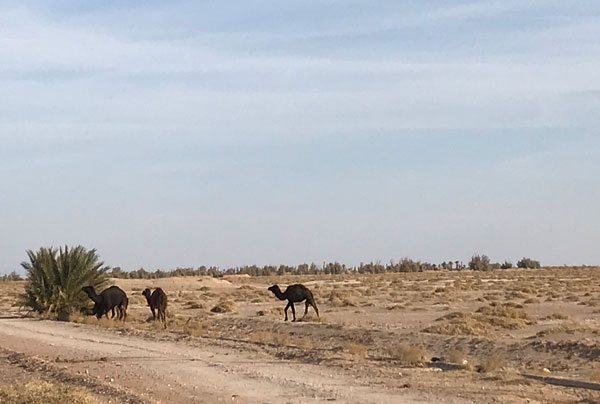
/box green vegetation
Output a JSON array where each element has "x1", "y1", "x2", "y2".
[
  {"x1": 105, "y1": 256, "x2": 543, "y2": 279},
  {"x1": 517, "y1": 257, "x2": 541, "y2": 269},
  {"x1": 21, "y1": 245, "x2": 108, "y2": 317},
  {"x1": 469, "y1": 255, "x2": 491, "y2": 271}
]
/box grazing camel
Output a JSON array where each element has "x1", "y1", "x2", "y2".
[
  {"x1": 82, "y1": 285, "x2": 128, "y2": 321},
  {"x1": 267, "y1": 284, "x2": 319, "y2": 322},
  {"x1": 142, "y1": 288, "x2": 168, "y2": 328}
]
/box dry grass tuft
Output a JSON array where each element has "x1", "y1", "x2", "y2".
[
  {"x1": 185, "y1": 301, "x2": 206, "y2": 310},
  {"x1": 347, "y1": 343, "x2": 368, "y2": 359},
  {"x1": 295, "y1": 313, "x2": 322, "y2": 323},
  {"x1": 446, "y1": 349, "x2": 469, "y2": 367},
  {"x1": 328, "y1": 291, "x2": 358, "y2": 307},
  {"x1": 543, "y1": 313, "x2": 570, "y2": 321},
  {"x1": 272, "y1": 333, "x2": 289, "y2": 346},
  {"x1": 423, "y1": 312, "x2": 496, "y2": 337},
  {"x1": 523, "y1": 298, "x2": 541, "y2": 304},
  {"x1": 424, "y1": 302, "x2": 535, "y2": 336},
  {"x1": 0, "y1": 380, "x2": 97, "y2": 404},
  {"x1": 386, "y1": 343, "x2": 428, "y2": 364},
  {"x1": 182, "y1": 319, "x2": 209, "y2": 336},
  {"x1": 297, "y1": 337, "x2": 313, "y2": 350},
  {"x1": 210, "y1": 298, "x2": 236, "y2": 313},
  {"x1": 476, "y1": 303, "x2": 535, "y2": 329},
  {"x1": 589, "y1": 368, "x2": 600, "y2": 383},
  {"x1": 69, "y1": 312, "x2": 128, "y2": 329},
  {"x1": 477, "y1": 353, "x2": 505, "y2": 373}
]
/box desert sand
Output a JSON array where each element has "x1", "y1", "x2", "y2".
[{"x1": 2, "y1": 268, "x2": 600, "y2": 403}]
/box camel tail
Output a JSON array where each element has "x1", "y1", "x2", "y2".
[{"x1": 308, "y1": 291, "x2": 319, "y2": 317}]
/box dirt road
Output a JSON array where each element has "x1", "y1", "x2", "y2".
[{"x1": 0, "y1": 316, "x2": 436, "y2": 404}]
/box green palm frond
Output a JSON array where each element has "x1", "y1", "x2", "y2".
[{"x1": 21, "y1": 245, "x2": 109, "y2": 316}]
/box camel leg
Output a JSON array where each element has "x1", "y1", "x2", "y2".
[
  {"x1": 284, "y1": 302, "x2": 291, "y2": 321},
  {"x1": 303, "y1": 301, "x2": 309, "y2": 318},
  {"x1": 290, "y1": 302, "x2": 296, "y2": 322},
  {"x1": 151, "y1": 307, "x2": 156, "y2": 321}
]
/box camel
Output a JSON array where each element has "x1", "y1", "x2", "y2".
[
  {"x1": 267, "y1": 284, "x2": 319, "y2": 322},
  {"x1": 142, "y1": 288, "x2": 168, "y2": 328},
  {"x1": 82, "y1": 285, "x2": 128, "y2": 321}
]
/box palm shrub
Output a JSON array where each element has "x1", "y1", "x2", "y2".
[{"x1": 21, "y1": 245, "x2": 108, "y2": 317}]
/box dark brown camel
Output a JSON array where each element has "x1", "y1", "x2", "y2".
[
  {"x1": 142, "y1": 288, "x2": 168, "y2": 328},
  {"x1": 82, "y1": 285, "x2": 128, "y2": 321},
  {"x1": 267, "y1": 284, "x2": 319, "y2": 322}
]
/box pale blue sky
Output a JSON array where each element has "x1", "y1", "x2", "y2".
[{"x1": 1, "y1": 1, "x2": 600, "y2": 273}]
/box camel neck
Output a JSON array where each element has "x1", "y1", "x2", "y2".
[
  {"x1": 273, "y1": 288, "x2": 286, "y2": 300},
  {"x1": 85, "y1": 288, "x2": 101, "y2": 304}
]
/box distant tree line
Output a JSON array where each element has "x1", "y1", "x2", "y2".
[
  {"x1": 0, "y1": 271, "x2": 23, "y2": 281},
  {"x1": 103, "y1": 256, "x2": 543, "y2": 279}
]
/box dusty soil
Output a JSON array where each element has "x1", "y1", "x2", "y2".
[{"x1": 2, "y1": 268, "x2": 600, "y2": 403}]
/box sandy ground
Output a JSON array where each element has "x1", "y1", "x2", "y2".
[
  {"x1": 0, "y1": 317, "x2": 428, "y2": 403},
  {"x1": 2, "y1": 269, "x2": 600, "y2": 403}
]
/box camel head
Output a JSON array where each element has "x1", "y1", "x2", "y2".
[
  {"x1": 81, "y1": 285, "x2": 95, "y2": 295},
  {"x1": 267, "y1": 285, "x2": 280, "y2": 295},
  {"x1": 142, "y1": 288, "x2": 152, "y2": 299}
]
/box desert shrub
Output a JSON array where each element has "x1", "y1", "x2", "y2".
[
  {"x1": 517, "y1": 258, "x2": 541, "y2": 269},
  {"x1": 469, "y1": 255, "x2": 491, "y2": 271},
  {"x1": 500, "y1": 261, "x2": 513, "y2": 269},
  {"x1": 396, "y1": 258, "x2": 421, "y2": 273},
  {"x1": 21, "y1": 246, "x2": 108, "y2": 317},
  {"x1": 0, "y1": 380, "x2": 97, "y2": 404}
]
